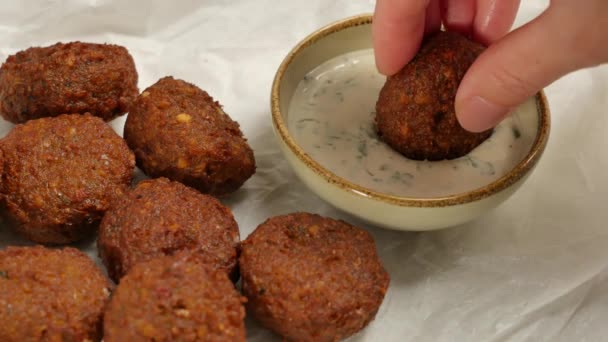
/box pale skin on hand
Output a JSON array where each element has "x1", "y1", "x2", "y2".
[{"x1": 373, "y1": 0, "x2": 608, "y2": 132}]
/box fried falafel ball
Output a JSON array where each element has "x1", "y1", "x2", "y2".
[
  {"x1": 0, "y1": 113, "x2": 135, "y2": 244},
  {"x1": 0, "y1": 41, "x2": 138, "y2": 123},
  {"x1": 98, "y1": 177, "x2": 241, "y2": 283},
  {"x1": 375, "y1": 31, "x2": 493, "y2": 161},
  {"x1": 0, "y1": 246, "x2": 112, "y2": 342},
  {"x1": 239, "y1": 213, "x2": 390, "y2": 342},
  {"x1": 103, "y1": 252, "x2": 246, "y2": 342},
  {"x1": 124, "y1": 77, "x2": 256, "y2": 196}
]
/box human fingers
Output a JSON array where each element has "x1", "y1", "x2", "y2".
[
  {"x1": 373, "y1": 0, "x2": 430, "y2": 75},
  {"x1": 455, "y1": 5, "x2": 606, "y2": 132},
  {"x1": 425, "y1": 0, "x2": 442, "y2": 34},
  {"x1": 473, "y1": 0, "x2": 520, "y2": 45},
  {"x1": 440, "y1": 0, "x2": 476, "y2": 36}
]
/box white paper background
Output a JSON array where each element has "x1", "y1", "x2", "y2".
[{"x1": 1, "y1": 1, "x2": 608, "y2": 341}]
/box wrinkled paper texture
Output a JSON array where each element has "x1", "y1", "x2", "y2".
[{"x1": 1, "y1": 1, "x2": 608, "y2": 341}]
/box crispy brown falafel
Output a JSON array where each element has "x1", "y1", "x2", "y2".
[
  {"x1": 98, "y1": 177, "x2": 241, "y2": 283},
  {"x1": 0, "y1": 246, "x2": 112, "y2": 342},
  {"x1": 124, "y1": 77, "x2": 255, "y2": 196},
  {"x1": 0, "y1": 41, "x2": 138, "y2": 123},
  {"x1": 239, "y1": 213, "x2": 390, "y2": 342},
  {"x1": 375, "y1": 31, "x2": 492, "y2": 161},
  {"x1": 103, "y1": 252, "x2": 246, "y2": 342},
  {"x1": 0, "y1": 113, "x2": 134, "y2": 244}
]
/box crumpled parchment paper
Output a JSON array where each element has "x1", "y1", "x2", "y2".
[{"x1": 1, "y1": 1, "x2": 608, "y2": 341}]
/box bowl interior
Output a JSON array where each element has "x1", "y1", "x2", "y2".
[
  {"x1": 276, "y1": 17, "x2": 373, "y2": 115},
  {"x1": 272, "y1": 15, "x2": 549, "y2": 205}
]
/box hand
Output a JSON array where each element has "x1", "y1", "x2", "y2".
[{"x1": 373, "y1": 0, "x2": 608, "y2": 132}]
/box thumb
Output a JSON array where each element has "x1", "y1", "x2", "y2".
[{"x1": 455, "y1": 7, "x2": 594, "y2": 132}]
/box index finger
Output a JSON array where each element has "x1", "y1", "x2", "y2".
[
  {"x1": 373, "y1": 0, "x2": 430, "y2": 75},
  {"x1": 473, "y1": 0, "x2": 520, "y2": 45}
]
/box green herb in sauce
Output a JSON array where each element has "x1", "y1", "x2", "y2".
[
  {"x1": 357, "y1": 140, "x2": 368, "y2": 157},
  {"x1": 298, "y1": 118, "x2": 320, "y2": 124},
  {"x1": 287, "y1": 49, "x2": 538, "y2": 197},
  {"x1": 335, "y1": 92, "x2": 344, "y2": 102},
  {"x1": 512, "y1": 126, "x2": 522, "y2": 139}
]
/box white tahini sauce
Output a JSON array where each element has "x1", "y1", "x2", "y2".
[{"x1": 287, "y1": 49, "x2": 539, "y2": 198}]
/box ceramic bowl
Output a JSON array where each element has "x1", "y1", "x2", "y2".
[{"x1": 270, "y1": 14, "x2": 550, "y2": 231}]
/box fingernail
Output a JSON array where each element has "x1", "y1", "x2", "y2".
[{"x1": 456, "y1": 96, "x2": 510, "y2": 133}]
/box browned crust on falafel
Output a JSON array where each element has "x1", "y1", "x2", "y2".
[
  {"x1": 98, "y1": 177, "x2": 241, "y2": 283},
  {"x1": 375, "y1": 31, "x2": 492, "y2": 161},
  {"x1": 239, "y1": 213, "x2": 390, "y2": 342},
  {"x1": 0, "y1": 113, "x2": 135, "y2": 244},
  {"x1": 0, "y1": 246, "x2": 112, "y2": 342},
  {"x1": 0, "y1": 41, "x2": 138, "y2": 123},
  {"x1": 103, "y1": 252, "x2": 246, "y2": 342},
  {"x1": 124, "y1": 77, "x2": 256, "y2": 196}
]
